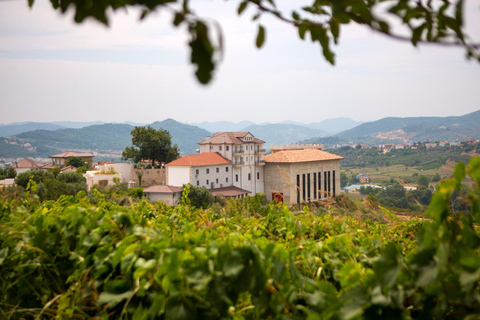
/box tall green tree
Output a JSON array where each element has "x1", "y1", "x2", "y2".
[
  {"x1": 27, "y1": 0, "x2": 480, "y2": 84},
  {"x1": 66, "y1": 157, "x2": 86, "y2": 168},
  {"x1": 122, "y1": 126, "x2": 179, "y2": 165}
]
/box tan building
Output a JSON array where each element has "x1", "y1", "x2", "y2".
[
  {"x1": 264, "y1": 149, "x2": 344, "y2": 205},
  {"x1": 42, "y1": 151, "x2": 94, "y2": 170},
  {"x1": 9, "y1": 158, "x2": 45, "y2": 174}
]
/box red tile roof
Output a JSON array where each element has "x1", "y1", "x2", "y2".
[
  {"x1": 198, "y1": 132, "x2": 265, "y2": 145},
  {"x1": 264, "y1": 149, "x2": 344, "y2": 163},
  {"x1": 10, "y1": 158, "x2": 44, "y2": 169},
  {"x1": 209, "y1": 186, "x2": 251, "y2": 197},
  {"x1": 143, "y1": 185, "x2": 183, "y2": 193},
  {"x1": 166, "y1": 152, "x2": 231, "y2": 167},
  {"x1": 50, "y1": 151, "x2": 94, "y2": 158}
]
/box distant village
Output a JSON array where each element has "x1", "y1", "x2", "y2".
[{"x1": 0, "y1": 132, "x2": 346, "y2": 206}]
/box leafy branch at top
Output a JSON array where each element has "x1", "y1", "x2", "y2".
[{"x1": 29, "y1": 0, "x2": 480, "y2": 84}]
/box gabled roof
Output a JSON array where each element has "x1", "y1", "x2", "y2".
[
  {"x1": 166, "y1": 152, "x2": 231, "y2": 167},
  {"x1": 198, "y1": 132, "x2": 265, "y2": 145},
  {"x1": 143, "y1": 185, "x2": 183, "y2": 194},
  {"x1": 209, "y1": 186, "x2": 251, "y2": 197},
  {"x1": 49, "y1": 151, "x2": 94, "y2": 158},
  {"x1": 10, "y1": 158, "x2": 44, "y2": 169},
  {"x1": 264, "y1": 149, "x2": 344, "y2": 163}
]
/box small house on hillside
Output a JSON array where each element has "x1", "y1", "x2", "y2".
[
  {"x1": 9, "y1": 158, "x2": 44, "y2": 174},
  {"x1": 42, "y1": 151, "x2": 94, "y2": 170},
  {"x1": 143, "y1": 185, "x2": 183, "y2": 206}
]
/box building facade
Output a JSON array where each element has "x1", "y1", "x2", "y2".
[
  {"x1": 198, "y1": 132, "x2": 265, "y2": 194},
  {"x1": 264, "y1": 149, "x2": 343, "y2": 205}
]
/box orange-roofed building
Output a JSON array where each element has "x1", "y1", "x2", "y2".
[
  {"x1": 166, "y1": 152, "x2": 233, "y2": 190},
  {"x1": 264, "y1": 148, "x2": 344, "y2": 205}
]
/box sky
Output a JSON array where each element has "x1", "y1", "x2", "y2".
[{"x1": 0, "y1": 0, "x2": 479, "y2": 125}]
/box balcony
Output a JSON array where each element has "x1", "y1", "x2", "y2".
[
  {"x1": 255, "y1": 149, "x2": 266, "y2": 154},
  {"x1": 233, "y1": 149, "x2": 244, "y2": 156},
  {"x1": 255, "y1": 160, "x2": 265, "y2": 166},
  {"x1": 233, "y1": 161, "x2": 245, "y2": 167}
]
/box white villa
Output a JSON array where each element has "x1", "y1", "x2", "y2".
[{"x1": 164, "y1": 132, "x2": 343, "y2": 205}]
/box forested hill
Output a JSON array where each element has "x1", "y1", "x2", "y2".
[
  {"x1": 336, "y1": 110, "x2": 480, "y2": 141},
  {"x1": 150, "y1": 119, "x2": 211, "y2": 155},
  {"x1": 16, "y1": 123, "x2": 135, "y2": 151},
  {"x1": 0, "y1": 122, "x2": 65, "y2": 137},
  {"x1": 4, "y1": 120, "x2": 211, "y2": 158}
]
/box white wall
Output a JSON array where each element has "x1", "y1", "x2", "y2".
[
  {"x1": 167, "y1": 166, "x2": 191, "y2": 187},
  {"x1": 193, "y1": 164, "x2": 232, "y2": 189},
  {"x1": 145, "y1": 192, "x2": 181, "y2": 206},
  {"x1": 105, "y1": 163, "x2": 134, "y2": 183}
]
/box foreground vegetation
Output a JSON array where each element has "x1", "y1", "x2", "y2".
[{"x1": 0, "y1": 158, "x2": 480, "y2": 319}]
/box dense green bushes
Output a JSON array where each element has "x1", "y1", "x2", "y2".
[{"x1": 0, "y1": 158, "x2": 479, "y2": 319}]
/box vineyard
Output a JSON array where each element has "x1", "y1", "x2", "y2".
[{"x1": 1, "y1": 158, "x2": 480, "y2": 319}]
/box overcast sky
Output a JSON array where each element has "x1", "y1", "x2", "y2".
[{"x1": 1, "y1": 0, "x2": 479, "y2": 125}]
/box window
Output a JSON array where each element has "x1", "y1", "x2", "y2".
[
  {"x1": 206, "y1": 168, "x2": 209, "y2": 174},
  {"x1": 251, "y1": 145, "x2": 253, "y2": 150},
  {"x1": 297, "y1": 175, "x2": 300, "y2": 204},
  {"x1": 216, "y1": 168, "x2": 219, "y2": 173},
  {"x1": 219, "y1": 146, "x2": 222, "y2": 151},
  {"x1": 248, "y1": 173, "x2": 251, "y2": 180},
  {"x1": 307, "y1": 173, "x2": 311, "y2": 200},
  {"x1": 333, "y1": 170, "x2": 336, "y2": 196},
  {"x1": 195, "y1": 169, "x2": 199, "y2": 175},
  {"x1": 302, "y1": 174, "x2": 306, "y2": 201},
  {"x1": 226, "y1": 178, "x2": 228, "y2": 183},
  {"x1": 206, "y1": 180, "x2": 209, "y2": 185},
  {"x1": 235, "y1": 174, "x2": 239, "y2": 182},
  {"x1": 226, "y1": 146, "x2": 229, "y2": 151},
  {"x1": 197, "y1": 181, "x2": 199, "y2": 186},
  {"x1": 257, "y1": 172, "x2": 260, "y2": 180},
  {"x1": 216, "y1": 178, "x2": 219, "y2": 183},
  {"x1": 226, "y1": 167, "x2": 229, "y2": 172}
]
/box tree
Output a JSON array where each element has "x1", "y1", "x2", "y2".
[
  {"x1": 186, "y1": 184, "x2": 214, "y2": 209},
  {"x1": 122, "y1": 126, "x2": 179, "y2": 165},
  {"x1": 417, "y1": 175, "x2": 430, "y2": 188},
  {"x1": 27, "y1": 0, "x2": 479, "y2": 84},
  {"x1": 66, "y1": 157, "x2": 86, "y2": 168},
  {"x1": 5, "y1": 167, "x2": 16, "y2": 179},
  {"x1": 432, "y1": 172, "x2": 442, "y2": 182},
  {"x1": 340, "y1": 172, "x2": 348, "y2": 188},
  {"x1": 15, "y1": 170, "x2": 53, "y2": 189}
]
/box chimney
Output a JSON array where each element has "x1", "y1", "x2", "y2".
[
  {"x1": 205, "y1": 136, "x2": 211, "y2": 143},
  {"x1": 222, "y1": 136, "x2": 225, "y2": 144}
]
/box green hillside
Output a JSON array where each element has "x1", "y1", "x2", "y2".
[
  {"x1": 336, "y1": 110, "x2": 480, "y2": 141},
  {"x1": 2, "y1": 120, "x2": 210, "y2": 158}
]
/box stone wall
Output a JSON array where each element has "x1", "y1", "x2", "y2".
[{"x1": 133, "y1": 168, "x2": 166, "y2": 187}]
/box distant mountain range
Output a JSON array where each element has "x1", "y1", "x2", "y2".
[
  {"x1": 1, "y1": 120, "x2": 211, "y2": 159},
  {"x1": 191, "y1": 118, "x2": 362, "y2": 135},
  {"x1": 243, "y1": 124, "x2": 327, "y2": 146},
  {"x1": 1, "y1": 111, "x2": 479, "y2": 160}
]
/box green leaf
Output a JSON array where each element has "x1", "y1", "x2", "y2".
[
  {"x1": 238, "y1": 2, "x2": 248, "y2": 15},
  {"x1": 330, "y1": 19, "x2": 339, "y2": 44},
  {"x1": 29, "y1": 0, "x2": 35, "y2": 8},
  {"x1": 256, "y1": 25, "x2": 266, "y2": 48},
  {"x1": 189, "y1": 21, "x2": 215, "y2": 84},
  {"x1": 98, "y1": 290, "x2": 135, "y2": 308}
]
